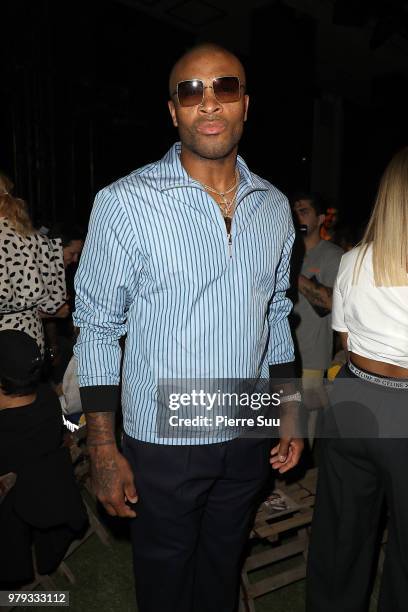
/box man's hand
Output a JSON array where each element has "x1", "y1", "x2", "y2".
[
  {"x1": 270, "y1": 438, "x2": 304, "y2": 474},
  {"x1": 268, "y1": 397, "x2": 304, "y2": 474},
  {"x1": 86, "y1": 412, "x2": 138, "y2": 518},
  {"x1": 89, "y1": 444, "x2": 138, "y2": 517}
]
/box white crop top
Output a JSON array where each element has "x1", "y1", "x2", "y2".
[{"x1": 332, "y1": 244, "x2": 408, "y2": 368}]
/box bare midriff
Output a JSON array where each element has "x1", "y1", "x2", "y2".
[{"x1": 350, "y1": 352, "x2": 408, "y2": 379}]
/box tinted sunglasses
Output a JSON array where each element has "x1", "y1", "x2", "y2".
[{"x1": 172, "y1": 76, "x2": 245, "y2": 107}]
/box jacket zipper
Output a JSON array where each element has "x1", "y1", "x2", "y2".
[
  {"x1": 165, "y1": 184, "x2": 235, "y2": 258},
  {"x1": 227, "y1": 231, "x2": 232, "y2": 258}
]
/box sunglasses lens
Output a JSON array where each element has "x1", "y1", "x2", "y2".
[
  {"x1": 213, "y1": 77, "x2": 241, "y2": 103},
  {"x1": 177, "y1": 80, "x2": 204, "y2": 107}
]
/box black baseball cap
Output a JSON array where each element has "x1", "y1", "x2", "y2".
[{"x1": 0, "y1": 330, "x2": 42, "y2": 382}]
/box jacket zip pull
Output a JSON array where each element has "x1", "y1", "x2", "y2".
[{"x1": 227, "y1": 233, "x2": 232, "y2": 258}]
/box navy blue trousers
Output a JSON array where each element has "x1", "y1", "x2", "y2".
[{"x1": 123, "y1": 436, "x2": 271, "y2": 612}]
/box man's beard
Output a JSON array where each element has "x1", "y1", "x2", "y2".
[{"x1": 179, "y1": 124, "x2": 243, "y2": 161}]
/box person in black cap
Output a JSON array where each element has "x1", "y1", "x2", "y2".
[
  {"x1": 0, "y1": 329, "x2": 43, "y2": 404},
  {"x1": 0, "y1": 330, "x2": 87, "y2": 586}
]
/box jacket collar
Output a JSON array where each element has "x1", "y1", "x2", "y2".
[{"x1": 154, "y1": 142, "x2": 269, "y2": 196}]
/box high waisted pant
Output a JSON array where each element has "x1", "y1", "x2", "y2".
[{"x1": 306, "y1": 364, "x2": 408, "y2": 612}]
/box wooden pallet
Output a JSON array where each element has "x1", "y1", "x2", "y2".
[{"x1": 240, "y1": 469, "x2": 317, "y2": 611}]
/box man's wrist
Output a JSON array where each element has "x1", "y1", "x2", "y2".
[
  {"x1": 87, "y1": 439, "x2": 117, "y2": 448},
  {"x1": 86, "y1": 412, "x2": 117, "y2": 451}
]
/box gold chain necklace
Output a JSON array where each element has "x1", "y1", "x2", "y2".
[
  {"x1": 219, "y1": 191, "x2": 237, "y2": 219},
  {"x1": 199, "y1": 169, "x2": 239, "y2": 219}
]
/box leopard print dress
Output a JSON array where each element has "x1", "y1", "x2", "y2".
[{"x1": 0, "y1": 217, "x2": 67, "y2": 355}]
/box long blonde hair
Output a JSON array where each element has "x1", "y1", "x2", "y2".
[
  {"x1": 0, "y1": 173, "x2": 34, "y2": 237},
  {"x1": 354, "y1": 147, "x2": 408, "y2": 286}
]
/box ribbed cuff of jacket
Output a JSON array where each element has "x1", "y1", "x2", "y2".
[
  {"x1": 79, "y1": 385, "x2": 120, "y2": 413},
  {"x1": 269, "y1": 362, "x2": 296, "y2": 380}
]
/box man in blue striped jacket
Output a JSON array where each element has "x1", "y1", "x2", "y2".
[{"x1": 73, "y1": 42, "x2": 303, "y2": 612}]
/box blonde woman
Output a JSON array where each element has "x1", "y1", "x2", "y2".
[
  {"x1": 0, "y1": 173, "x2": 67, "y2": 355},
  {"x1": 306, "y1": 147, "x2": 408, "y2": 612}
]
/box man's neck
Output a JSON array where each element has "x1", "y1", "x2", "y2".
[
  {"x1": 304, "y1": 232, "x2": 321, "y2": 252},
  {"x1": 180, "y1": 146, "x2": 238, "y2": 193},
  {"x1": 0, "y1": 392, "x2": 36, "y2": 410}
]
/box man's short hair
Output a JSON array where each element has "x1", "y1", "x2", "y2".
[{"x1": 292, "y1": 192, "x2": 326, "y2": 217}]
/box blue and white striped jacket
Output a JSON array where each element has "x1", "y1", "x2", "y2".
[{"x1": 73, "y1": 142, "x2": 294, "y2": 444}]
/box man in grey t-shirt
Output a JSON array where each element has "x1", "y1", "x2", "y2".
[{"x1": 292, "y1": 194, "x2": 343, "y2": 443}]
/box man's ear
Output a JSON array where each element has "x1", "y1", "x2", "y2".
[
  {"x1": 168, "y1": 100, "x2": 178, "y2": 127},
  {"x1": 318, "y1": 213, "x2": 326, "y2": 227},
  {"x1": 243, "y1": 94, "x2": 249, "y2": 122}
]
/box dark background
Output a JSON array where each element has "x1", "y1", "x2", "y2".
[{"x1": 1, "y1": 0, "x2": 408, "y2": 232}]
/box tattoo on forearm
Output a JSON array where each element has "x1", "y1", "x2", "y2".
[
  {"x1": 87, "y1": 439, "x2": 116, "y2": 447},
  {"x1": 304, "y1": 287, "x2": 333, "y2": 308},
  {"x1": 301, "y1": 283, "x2": 333, "y2": 308},
  {"x1": 86, "y1": 412, "x2": 115, "y2": 446},
  {"x1": 86, "y1": 412, "x2": 123, "y2": 498}
]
